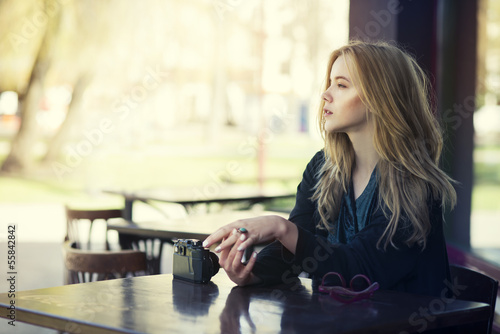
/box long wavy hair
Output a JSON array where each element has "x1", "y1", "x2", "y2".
[{"x1": 312, "y1": 40, "x2": 456, "y2": 249}]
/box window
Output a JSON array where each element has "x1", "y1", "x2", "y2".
[{"x1": 471, "y1": 0, "x2": 500, "y2": 262}]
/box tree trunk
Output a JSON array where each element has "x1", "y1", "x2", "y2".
[
  {"x1": 41, "y1": 73, "x2": 92, "y2": 165},
  {"x1": 0, "y1": 0, "x2": 61, "y2": 174},
  {"x1": 1, "y1": 52, "x2": 49, "y2": 173}
]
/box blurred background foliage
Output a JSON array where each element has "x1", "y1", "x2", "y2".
[
  {"x1": 0, "y1": 0, "x2": 498, "y2": 218},
  {"x1": 0, "y1": 0, "x2": 349, "y2": 205}
]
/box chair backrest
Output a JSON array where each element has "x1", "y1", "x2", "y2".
[
  {"x1": 449, "y1": 264, "x2": 499, "y2": 334},
  {"x1": 63, "y1": 241, "x2": 147, "y2": 284},
  {"x1": 118, "y1": 233, "x2": 165, "y2": 275},
  {"x1": 65, "y1": 206, "x2": 124, "y2": 250}
]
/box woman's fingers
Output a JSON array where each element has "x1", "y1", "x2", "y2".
[
  {"x1": 236, "y1": 233, "x2": 255, "y2": 252},
  {"x1": 221, "y1": 233, "x2": 254, "y2": 267},
  {"x1": 224, "y1": 232, "x2": 243, "y2": 269},
  {"x1": 203, "y1": 225, "x2": 235, "y2": 248},
  {"x1": 218, "y1": 233, "x2": 259, "y2": 286},
  {"x1": 203, "y1": 219, "x2": 247, "y2": 248},
  {"x1": 240, "y1": 251, "x2": 257, "y2": 277},
  {"x1": 230, "y1": 237, "x2": 246, "y2": 269},
  {"x1": 219, "y1": 232, "x2": 242, "y2": 264},
  {"x1": 214, "y1": 228, "x2": 240, "y2": 253},
  {"x1": 236, "y1": 233, "x2": 257, "y2": 276},
  {"x1": 218, "y1": 237, "x2": 230, "y2": 267}
]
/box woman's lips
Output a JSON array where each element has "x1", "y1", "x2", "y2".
[{"x1": 323, "y1": 109, "x2": 333, "y2": 116}]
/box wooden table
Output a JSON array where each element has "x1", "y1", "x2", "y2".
[
  {"x1": 0, "y1": 273, "x2": 490, "y2": 333},
  {"x1": 103, "y1": 186, "x2": 296, "y2": 220}
]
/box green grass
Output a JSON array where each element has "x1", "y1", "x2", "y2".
[
  {"x1": 0, "y1": 155, "x2": 307, "y2": 204},
  {"x1": 1, "y1": 136, "x2": 498, "y2": 212},
  {"x1": 0, "y1": 130, "x2": 318, "y2": 208},
  {"x1": 472, "y1": 184, "x2": 500, "y2": 211},
  {"x1": 472, "y1": 144, "x2": 500, "y2": 211}
]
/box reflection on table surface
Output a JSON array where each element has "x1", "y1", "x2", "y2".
[{"x1": 0, "y1": 272, "x2": 490, "y2": 334}]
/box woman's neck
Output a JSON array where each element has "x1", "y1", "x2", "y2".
[{"x1": 349, "y1": 132, "x2": 379, "y2": 199}]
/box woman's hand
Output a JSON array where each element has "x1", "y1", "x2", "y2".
[
  {"x1": 203, "y1": 215, "x2": 288, "y2": 253},
  {"x1": 217, "y1": 231, "x2": 261, "y2": 286},
  {"x1": 203, "y1": 215, "x2": 299, "y2": 286}
]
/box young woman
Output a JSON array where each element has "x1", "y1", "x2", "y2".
[{"x1": 203, "y1": 40, "x2": 456, "y2": 297}]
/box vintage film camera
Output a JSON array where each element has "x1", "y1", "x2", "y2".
[{"x1": 173, "y1": 239, "x2": 220, "y2": 284}]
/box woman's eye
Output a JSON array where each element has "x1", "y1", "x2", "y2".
[{"x1": 337, "y1": 83, "x2": 346, "y2": 88}]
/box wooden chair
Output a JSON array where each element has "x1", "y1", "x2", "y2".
[
  {"x1": 62, "y1": 241, "x2": 147, "y2": 284},
  {"x1": 65, "y1": 206, "x2": 124, "y2": 250},
  {"x1": 66, "y1": 206, "x2": 166, "y2": 274},
  {"x1": 118, "y1": 233, "x2": 166, "y2": 275},
  {"x1": 449, "y1": 264, "x2": 499, "y2": 334}
]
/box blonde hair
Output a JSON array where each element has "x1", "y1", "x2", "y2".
[{"x1": 312, "y1": 40, "x2": 456, "y2": 249}]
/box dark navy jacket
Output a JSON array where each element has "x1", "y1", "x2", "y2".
[{"x1": 252, "y1": 150, "x2": 451, "y2": 297}]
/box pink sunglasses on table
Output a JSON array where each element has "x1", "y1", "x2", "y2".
[{"x1": 318, "y1": 272, "x2": 380, "y2": 304}]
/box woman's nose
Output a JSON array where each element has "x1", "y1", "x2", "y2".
[{"x1": 322, "y1": 90, "x2": 332, "y2": 103}]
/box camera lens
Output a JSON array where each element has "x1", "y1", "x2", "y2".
[{"x1": 208, "y1": 252, "x2": 220, "y2": 277}]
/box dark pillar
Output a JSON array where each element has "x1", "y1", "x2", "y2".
[
  {"x1": 396, "y1": 0, "x2": 438, "y2": 85},
  {"x1": 436, "y1": 0, "x2": 478, "y2": 249}
]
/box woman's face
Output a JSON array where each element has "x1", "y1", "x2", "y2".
[{"x1": 321, "y1": 55, "x2": 371, "y2": 136}]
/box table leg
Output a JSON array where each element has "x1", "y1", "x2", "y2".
[{"x1": 124, "y1": 199, "x2": 133, "y2": 221}]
